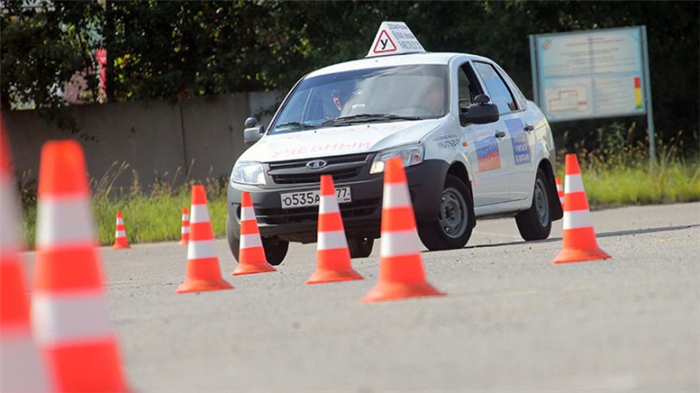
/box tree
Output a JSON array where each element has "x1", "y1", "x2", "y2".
[{"x1": 1, "y1": 0, "x2": 104, "y2": 134}]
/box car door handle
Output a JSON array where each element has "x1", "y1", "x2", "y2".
[
  {"x1": 494, "y1": 130, "x2": 506, "y2": 138},
  {"x1": 524, "y1": 124, "x2": 535, "y2": 132}
]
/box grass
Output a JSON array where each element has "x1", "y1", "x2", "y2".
[
  {"x1": 20, "y1": 162, "x2": 229, "y2": 248},
  {"x1": 18, "y1": 131, "x2": 700, "y2": 247},
  {"x1": 559, "y1": 126, "x2": 700, "y2": 208}
]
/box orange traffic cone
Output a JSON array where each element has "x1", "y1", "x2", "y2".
[
  {"x1": 556, "y1": 177, "x2": 565, "y2": 209},
  {"x1": 177, "y1": 185, "x2": 233, "y2": 293},
  {"x1": 32, "y1": 140, "x2": 128, "y2": 392},
  {"x1": 0, "y1": 118, "x2": 52, "y2": 392},
  {"x1": 306, "y1": 175, "x2": 363, "y2": 284},
  {"x1": 232, "y1": 192, "x2": 276, "y2": 275},
  {"x1": 178, "y1": 206, "x2": 190, "y2": 245},
  {"x1": 552, "y1": 154, "x2": 611, "y2": 264},
  {"x1": 111, "y1": 210, "x2": 130, "y2": 249},
  {"x1": 362, "y1": 157, "x2": 444, "y2": 302}
]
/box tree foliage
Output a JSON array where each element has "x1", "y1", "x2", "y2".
[
  {"x1": 2, "y1": 0, "x2": 698, "y2": 150},
  {"x1": 1, "y1": 0, "x2": 104, "y2": 133}
]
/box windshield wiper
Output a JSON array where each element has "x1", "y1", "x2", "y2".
[
  {"x1": 274, "y1": 121, "x2": 317, "y2": 131},
  {"x1": 322, "y1": 113, "x2": 423, "y2": 126}
]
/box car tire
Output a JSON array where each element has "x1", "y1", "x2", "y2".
[
  {"x1": 515, "y1": 168, "x2": 552, "y2": 241},
  {"x1": 348, "y1": 237, "x2": 374, "y2": 258},
  {"x1": 418, "y1": 174, "x2": 474, "y2": 251},
  {"x1": 226, "y1": 213, "x2": 289, "y2": 265}
]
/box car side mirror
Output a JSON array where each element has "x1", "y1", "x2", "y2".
[
  {"x1": 243, "y1": 117, "x2": 265, "y2": 144},
  {"x1": 460, "y1": 95, "x2": 499, "y2": 125}
]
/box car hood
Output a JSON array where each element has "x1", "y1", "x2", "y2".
[{"x1": 240, "y1": 119, "x2": 442, "y2": 163}]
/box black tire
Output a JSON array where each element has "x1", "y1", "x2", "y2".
[
  {"x1": 226, "y1": 214, "x2": 289, "y2": 265},
  {"x1": 516, "y1": 168, "x2": 552, "y2": 241},
  {"x1": 417, "y1": 174, "x2": 474, "y2": 251},
  {"x1": 348, "y1": 237, "x2": 374, "y2": 258},
  {"x1": 261, "y1": 237, "x2": 289, "y2": 266}
]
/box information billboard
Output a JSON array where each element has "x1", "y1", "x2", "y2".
[{"x1": 530, "y1": 26, "x2": 651, "y2": 123}]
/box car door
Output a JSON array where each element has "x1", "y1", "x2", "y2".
[
  {"x1": 492, "y1": 63, "x2": 538, "y2": 201},
  {"x1": 457, "y1": 62, "x2": 512, "y2": 207}
]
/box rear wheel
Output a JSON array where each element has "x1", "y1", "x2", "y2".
[
  {"x1": 418, "y1": 174, "x2": 474, "y2": 251},
  {"x1": 515, "y1": 168, "x2": 552, "y2": 241},
  {"x1": 348, "y1": 237, "x2": 374, "y2": 258},
  {"x1": 226, "y1": 214, "x2": 289, "y2": 265}
]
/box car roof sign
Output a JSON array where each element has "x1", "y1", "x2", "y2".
[{"x1": 366, "y1": 21, "x2": 425, "y2": 58}]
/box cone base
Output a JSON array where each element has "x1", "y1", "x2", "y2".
[
  {"x1": 111, "y1": 243, "x2": 130, "y2": 250},
  {"x1": 231, "y1": 262, "x2": 277, "y2": 276},
  {"x1": 361, "y1": 281, "x2": 445, "y2": 303},
  {"x1": 552, "y1": 246, "x2": 612, "y2": 264},
  {"x1": 306, "y1": 268, "x2": 363, "y2": 284},
  {"x1": 176, "y1": 278, "x2": 233, "y2": 294}
]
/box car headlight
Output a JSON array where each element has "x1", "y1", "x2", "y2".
[
  {"x1": 370, "y1": 145, "x2": 424, "y2": 174},
  {"x1": 231, "y1": 161, "x2": 266, "y2": 185}
]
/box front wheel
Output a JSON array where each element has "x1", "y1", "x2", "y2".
[
  {"x1": 515, "y1": 168, "x2": 552, "y2": 241},
  {"x1": 417, "y1": 174, "x2": 474, "y2": 251},
  {"x1": 226, "y1": 215, "x2": 289, "y2": 265},
  {"x1": 348, "y1": 237, "x2": 374, "y2": 258}
]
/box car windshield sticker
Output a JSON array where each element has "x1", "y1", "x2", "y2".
[
  {"x1": 505, "y1": 119, "x2": 531, "y2": 165},
  {"x1": 475, "y1": 136, "x2": 501, "y2": 171}
]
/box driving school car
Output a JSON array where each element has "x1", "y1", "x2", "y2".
[{"x1": 227, "y1": 22, "x2": 562, "y2": 265}]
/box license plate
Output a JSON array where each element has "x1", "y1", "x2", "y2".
[{"x1": 280, "y1": 187, "x2": 351, "y2": 209}]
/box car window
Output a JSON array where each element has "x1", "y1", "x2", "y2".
[
  {"x1": 457, "y1": 63, "x2": 482, "y2": 112},
  {"x1": 272, "y1": 65, "x2": 448, "y2": 133},
  {"x1": 474, "y1": 62, "x2": 518, "y2": 114}
]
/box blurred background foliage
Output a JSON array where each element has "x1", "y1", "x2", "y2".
[{"x1": 2, "y1": 0, "x2": 698, "y2": 154}]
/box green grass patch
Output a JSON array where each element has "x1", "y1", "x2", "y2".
[{"x1": 581, "y1": 160, "x2": 700, "y2": 207}]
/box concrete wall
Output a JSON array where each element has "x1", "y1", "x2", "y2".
[{"x1": 3, "y1": 92, "x2": 282, "y2": 192}]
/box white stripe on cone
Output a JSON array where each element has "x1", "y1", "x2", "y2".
[
  {"x1": 181, "y1": 227, "x2": 190, "y2": 234},
  {"x1": 380, "y1": 230, "x2": 421, "y2": 257},
  {"x1": 37, "y1": 198, "x2": 95, "y2": 248},
  {"x1": 382, "y1": 184, "x2": 412, "y2": 208},
  {"x1": 1, "y1": 334, "x2": 50, "y2": 391},
  {"x1": 182, "y1": 214, "x2": 189, "y2": 221},
  {"x1": 563, "y1": 210, "x2": 594, "y2": 230},
  {"x1": 318, "y1": 230, "x2": 348, "y2": 250},
  {"x1": 32, "y1": 292, "x2": 113, "y2": 345},
  {"x1": 240, "y1": 206, "x2": 256, "y2": 221},
  {"x1": 187, "y1": 239, "x2": 218, "y2": 260},
  {"x1": 319, "y1": 195, "x2": 340, "y2": 214},
  {"x1": 240, "y1": 233, "x2": 263, "y2": 249},
  {"x1": 190, "y1": 204, "x2": 211, "y2": 224},
  {"x1": 116, "y1": 218, "x2": 124, "y2": 225},
  {"x1": 0, "y1": 179, "x2": 19, "y2": 253},
  {"x1": 564, "y1": 174, "x2": 585, "y2": 194},
  {"x1": 114, "y1": 230, "x2": 126, "y2": 238}
]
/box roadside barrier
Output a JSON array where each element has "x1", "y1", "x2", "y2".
[
  {"x1": 362, "y1": 157, "x2": 444, "y2": 302},
  {"x1": 553, "y1": 154, "x2": 611, "y2": 264},
  {"x1": 306, "y1": 175, "x2": 363, "y2": 284},
  {"x1": 177, "y1": 185, "x2": 233, "y2": 293},
  {"x1": 556, "y1": 177, "x2": 565, "y2": 209},
  {"x1": 32, "y1": 140, "x2": 129, "y2": 392},
  {"x1": 232, "y1": 192, "x2": 277, "y2": 275},
  {"x1": 179, "y1": 207, "x2": 190, "y2": 245},
  {"x1": 111, "y1": 210, "x2": 130, "y2": 250},
  {"x1": 0, "y1": 120, "x2": 52, "y2": 392}
]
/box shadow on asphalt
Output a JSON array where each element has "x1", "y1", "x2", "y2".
[{"x1": 444, "y1": 224, "x2": 700, "y2": 251}]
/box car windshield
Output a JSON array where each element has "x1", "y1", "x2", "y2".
[{"x1": 271, "y1": 64, "x2": 448, "y2": 134}]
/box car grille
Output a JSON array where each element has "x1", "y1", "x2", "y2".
[
  {"x1": 267, "y1": 153, "x2": 371, "y2": 185},
  {"x1": 255, "y1": 197, "x2": 381, "y2": 225}
]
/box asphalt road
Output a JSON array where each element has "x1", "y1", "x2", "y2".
[{"x1": 23, "y1": 202, "x2": 700, "y2": 392}]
